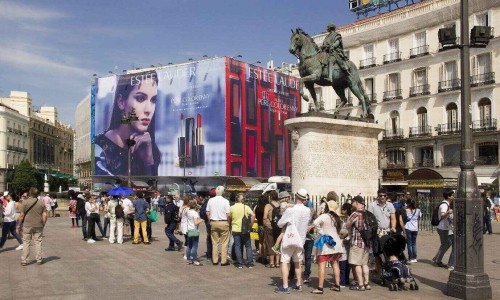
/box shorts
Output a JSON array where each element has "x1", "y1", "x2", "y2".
[
  {"x1": 317, "y1": 253, "x2": 342, "y2": 263},
  {"x1": 349, "y1": 246, "x2": 369, "y2": 266},
  {"x1": 280, "y1": 246, "x2": 303, "y2": 263}
]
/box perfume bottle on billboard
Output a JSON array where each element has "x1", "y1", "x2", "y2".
[
  {"x1": 246, "y1": 130, "x2": 257, "y2": 177},
  {"x1": 195, "y1": 113, "x2": 205, "y2": 166},
  {"x1": 246, "y1": 77, "x2": 257, "y2": 126},
  {"x1": 260, "y1": 91, "x2": 273, "y2": 151},
  {"x1": 230, "y1": 78, "x2": 242, "y2": 155}
]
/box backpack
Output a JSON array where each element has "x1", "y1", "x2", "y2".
[
  {"x1": 115, "y1": 202, "x2": 124, "y2": 218},
  {"x1": 356, "y1": 211, "x2": 379, "y2": 245},
  {"x1": 431, "y1": 201, "x2": 448, "y2": 226},
  {"x1": 199, "y1": 199, "x2": 209, "y2": 222},
  {"x1": 270, "y1": 202, "x2": 281, "y2": 230}
]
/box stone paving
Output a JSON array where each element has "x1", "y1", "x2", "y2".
[{"x1": 0, "y1": 215, "x2": 499, "y2": 300}]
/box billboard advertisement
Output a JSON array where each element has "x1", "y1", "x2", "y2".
[
  {"x1": 225, "y1": 58, "x2": 300, "y2": 177},
  {"x1": 91, "y1": 57, "x2": 300, "y2": 179}
]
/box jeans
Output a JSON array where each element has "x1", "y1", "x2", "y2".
[
  {"x1": 79, "y1": 213, "x2": 88, "y2": 239},
  {"x1": 187, "y1": 236, "x2": 199, "y2": 262},
  {"x1": 103, "y1": 217, "x2": 110, "y2": 237},
  {"x1": 434, "y1": 228, "x2": 452, "y2": 264},
  {"x1": 94, "y1": 215, "x2": 105, "y2": 237},
  {"x1": 339, "y1": 260, "x2": 350, "y2": 286},
  {"x1": 88, "y1": 214, "x2": 98, "y2": 240},
  {"x1": 303, "y1": 239, "x2": 314, "y2": 279},
  {"x1": 483, "y1": 215, "x2": 492, "y2": 234},
  {"x1": 165, "y1": 222, "x2": 181, "y2": 248},
  {"x1": 0, "y1": 221, "x2": 23, "y2": 247},
  {"x1": 448, "y1": 234, "x2": 455, "y2": 267},
  {"x1": 406, "y1": 229, "x2": 418, "y2": 260},
  {"x1": 228, "y1": 234, "x2": 234, "y2": 258},
  {"x1": 205, "y1": 221, "x2": 212, "y2": 259},
  {"x1": 233, "y1": 232, "x2": 253, "y2": 266}
]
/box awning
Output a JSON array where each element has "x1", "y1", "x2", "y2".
[
  {"x1": 381, "y1": 181, "x2": 408, "y2": 186},
  {"x1": 478, "y1": 177, "x2": 495, "y2": 186}
]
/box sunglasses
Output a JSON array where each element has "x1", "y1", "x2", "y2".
[{"x1": 378, "y1": 194, "x2": 387, "y2": 197}]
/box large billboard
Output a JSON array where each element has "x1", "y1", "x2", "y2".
[{"x1": 91, "y1": 57, "x2": 300, "y2": 179}]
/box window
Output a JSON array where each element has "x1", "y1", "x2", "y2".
[
  {"x1": 389, "y1": 39, "x2": 399, "y2": 54},
  {"x1": 446, "y1": 103, "x2": 459, "y2": 128},
  {"x1": 387, "y1": 73, "x2": 400, "y2": 91},
  {"x1": 386, "y1": 149, "x2": 405, "y2": 167},
  {"x1": 477, "y1": 143, "x2": 498, "y2": 165},
  {"x1": 444, "y1": 61, "x2": 458, "y2": 81},
  {"x1": 478, "y1": 98, "x2": 491, "y2": 122},
  {"x1": 415, "y1": 32, "x2": 426, "y2": 48},
  {"x1": 417, "y1": 146, "x2": 434, "y2": 167},
  {"x1": 385, "y1": 39, "x2": 400, "y2": 61},
  {"x1": 364, "y1": 78, "x2": 375, "y2": 102},
  {"x1": 417, "y1": 107, "x2": 428, "y2": 129},
  {"x1": 364, "y1": 44, "x2": 374, "y2": 59},
  {"x1": 389, "y1": 111, "x2": 400, "y2": 133},
  {"x1": 413, "y1": 68, "x2": 427, "y2": 86},
  {"x1": 473, "y1": 53, "x2": 492, "y2": 75},
  {"x1": 476, "y1": 13, "x2": 489, "y2": 26}
]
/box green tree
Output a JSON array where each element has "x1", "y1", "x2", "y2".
[{"x1": 12, "y1": 159, "x2": 37, "y2": 194}]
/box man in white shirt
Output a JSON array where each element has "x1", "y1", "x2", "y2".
[
  {"x1": 432, "y1": 189, "x2": 454, "y2": 268},
  {"x1": 206, "y1": 186, "x2": 230, "y2": 266},
  {"x1": 173, "y1": 195, "x2": 183, "y2": 208},
  {"x1": 274, "y1": 188, "x2": 312, "y2": 294},
  {"x1": 121, "y1": 196, "x2": 135, "y2": 237}
]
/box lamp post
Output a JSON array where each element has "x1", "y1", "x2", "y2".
[
  {"x1": 446, "y1": 0, "x2": 492, "y2": 299},
  {"x1": 120, "y1": 109, "x2": 139, "y2": 188}
]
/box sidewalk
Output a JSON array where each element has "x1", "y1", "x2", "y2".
[{"x1": 0, "y1": 217, "x2": 498, "y2": 299}]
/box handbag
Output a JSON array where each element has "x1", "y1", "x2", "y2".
[
  {"x1": 241, "y1": 201, "x2": 251, "y2": 234},
  {"x1": 187, "y1": 228, "x2": 199, "y2": 237},
  {"x1": 282, "y1": 223, "x2": 303, "y2": 249},
  {"x1": 149, "y1": 209, "x2": 158, "y2": 222}
]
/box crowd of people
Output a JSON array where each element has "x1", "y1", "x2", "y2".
[{"x1": 1, "y1": 185, "x2": 498, "y2": 294}]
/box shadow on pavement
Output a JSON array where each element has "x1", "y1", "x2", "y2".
[
  {"x1": 43, "y1": 256, "x2": 61, "y2": 263},
  {"x1": 412, "y1": 273, "x2": 447, "y2": 296}
]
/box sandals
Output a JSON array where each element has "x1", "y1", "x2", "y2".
[
  {"x1": 311, "y1": 288, "x2": 324, "y2": 294},
  {"x1": 364, "y1": 283, "x2": 372, "y2": 290},
  {"x1": 349, "y1": 285, "x2": 366, "y2": 291},
  {"x1": 275, "y1": 264, "x2": 280, "y2": 268},
  {"x1": 265, "y1": 264, "x2": 276, "y2": 268},
  {"x1": 330, "y1": 284, "x2": 341, "y2": 292}
]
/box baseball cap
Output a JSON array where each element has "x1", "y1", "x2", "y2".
[
  {"x1": 209, "y1": 188, "x2": 216, "y2": 197},
  {"x1": 3, "y1": 191, "x2": 9, "y2": 196},
  {"x1": 295, "y1": 188, "x2": 308, "y2": 200},
  {"x1": 352, "y1": 195, "x2": 365, "y2": 205}
]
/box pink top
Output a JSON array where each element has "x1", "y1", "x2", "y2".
[{"x1": 68, "y1": 199, "x2": 77, "y2": 218}]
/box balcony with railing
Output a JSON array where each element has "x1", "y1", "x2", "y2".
[
  {"x1": 475, "y1": 156, "x2": 499, "y2": 166},
  {"x1": 438, "y1": 78, "x2": 461, "y2": 93},
  {"x1": 367, "y1": 93, "x2": 377, "y2": 104},
  {"x1": 470, "y1": 72, "x2": 495, "y2": 87},
  {"x1": 409, "y1": 84, "x2": 431, "y2": 97},
  {"x1": 439, "y1": 37, "x2": 460, "y2": 51},
  {"x1": 383, "y1": 128, "x2": 405, "y2": 140},
  {"x1": 410, "y1": 45, "x2": 429, "y2": 58},
  {"x1": 359, "y1": 57, "x2": 376, "y2": 69},
  {"x1": 472, "y1": 119, "x2": 497, "y2": 132},
  {"x1": 409, "y1": 125, "x2": 432, "y2": 137},
  {"x1": 413, "y1": 159, "x2": 435, "y2": 167},
  {"x1": 383, "y1": 89, "x2": 403, "y2": 101},
  {"x1": 442, "y1": 159, "x2": 460, "y2": 167},
  {"x1": 436, "y1": 123, "x2": 461, "y2": 135},
  {"x1": 386, "y1": 161, "x2": 406, "y2": 169},
  {"x1": 383, "y1": 52, "x2": 402, "y2": 64}
]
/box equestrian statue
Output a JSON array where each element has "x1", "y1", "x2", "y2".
[{"x1": 289, "y1": 23, "x2": 372, "y2": 118}]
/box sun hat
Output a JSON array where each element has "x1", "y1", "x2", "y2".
[{"x1": 295, "y1": 188, "x2": 308, "y2": 200}]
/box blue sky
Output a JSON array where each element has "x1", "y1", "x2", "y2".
[{"x1": 0, "y1": 0, "x2": 361, "y2": 126}]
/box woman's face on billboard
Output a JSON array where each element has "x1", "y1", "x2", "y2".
[{"x1": 119, "y1": 80, "x2": 157, "y2": 133}]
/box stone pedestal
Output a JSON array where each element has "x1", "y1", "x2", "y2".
[{"x1": 285, "y1": 114, "x2": 383, "y2": 197}]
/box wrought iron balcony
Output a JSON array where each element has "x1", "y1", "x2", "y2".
[
  {"x1": 367, "y1": 93, "x2": 377, "y2": 104},
  {"x1": 436, "y1": 123, "x2": 461, "y2": 135},
  {"x1": 410, "y1": 45, "x2": 429, "y2": 58},
  {"x1": 442, "y1": 159, "x2": 460, "y2": 167},
  {"x1": 438, "y1": 78, "x2": 461, "y2": 92},
  {"x1": 409, "y1": 125, "x2": 432, "y2": 137},
  {"x1": 470, "y1": 72, "x2": 495, "y2": 87},
  {"x1": 383, "y1": 52, "x2": 402, "y2": 64},
  {"x1": 383, "y1": 128, "x2": 404, "y2": 139},
  {"x1": 409, "y1": 84, "x2": 431, "y2": 97},
  {"x1": 439, "y1": 37, "x2": 460, "y2": 51},
  {"x1": 383, "y1": 89, "x2": 403, "y2": 101},
  {"x1": 359, "y1": 57, "x2": 376, "y2": 69},
  {"x1": 475, "y1": 156, "x2": 499, "y2": 166},
  {"x1": 413, "y1": 159, "x2": 435, "y2": 167},
  {"x1": 472, "y1": 119, "x2": 497, "y2": 132},
  {"x1": 386, "y1": 161, "x2": 406, "y2": 169}
]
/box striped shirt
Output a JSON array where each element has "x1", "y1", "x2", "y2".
[{"x1": 348, "y1": 210, "x2": 366, "y2": 249}]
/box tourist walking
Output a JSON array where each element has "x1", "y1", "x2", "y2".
[
  {"x1": 263, "y1": 190, "x2": 280, "y2": 268},
  {"x1": 18, "y1": 187, "x2": 47, "y2": 266},
  {"x1": 347, "y1": 196, "x2": 371, "y2": 291},
  {"x1": 0, "y1": 192, "x2": 23, "y2": 251},
  {"x1": 432, "y1": 190, "x2": 455, "y2": 269},
  {"x1": 179, "y1": 198, "x2": 190, "y2": 259},
  {"x1": 405, "y1": 199, "x2": 422, "y2": 263},
  {"x1": 164, "y1": 195, "x2": 183, "y2": 251},
  {"x1": 186, "y1": 200, "x2": 203, "y2": 266},
  {"x1": 230, "y1": 193, "x2": 255, "y2": 268}
]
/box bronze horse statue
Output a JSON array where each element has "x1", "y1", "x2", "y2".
[{"x1": 289, "y1": 28, "x2": 372, "y2": 117}]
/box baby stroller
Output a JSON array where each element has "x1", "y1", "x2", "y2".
[{"x1": 380, "y1": 234, "x2": 419, "y2": 291}]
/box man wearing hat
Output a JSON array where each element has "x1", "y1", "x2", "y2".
[
  {"x1": 346, "y1": 196, "x2": 371, "y2": 291},
  {"x1": 322, "y1": 22, "x2": 350, "y2": 77},
  {"x1": 274, "y1": 188, "x2": 312, "y2": 294}
]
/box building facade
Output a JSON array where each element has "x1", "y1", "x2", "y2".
[
  {"x1": 0, "y1": 91, "x2": 75, "y2": 190},
  {"x1": 303, "y1": 0, "x2": 499, "y2": 197},
  {"x1": 74, "y1": 94, "x2": 92, "y2": 190}
]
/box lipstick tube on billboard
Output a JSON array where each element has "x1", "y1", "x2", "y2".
[
  {"x1": 185, "y1": 117, "x2": 195, "y2": 167},
  {"x1": 178, "y1": 113, "x2": 186, "y2": 167},
  {"x1": 195, "y1": 113, "x2": 205, "y2": 166}
]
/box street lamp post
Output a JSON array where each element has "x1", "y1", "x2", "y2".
[
  {"x1": 446, "y1": 0, "x2": 492, "y2": 299},
  {"x1": 120, "y1": 109, "x2": 139, "y2": 188}
]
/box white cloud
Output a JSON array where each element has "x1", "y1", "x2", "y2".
[{"x1": 0, "y1": 2, "x2": 67, "y2": 21}]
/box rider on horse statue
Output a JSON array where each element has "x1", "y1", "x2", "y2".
[{"x1": 322, "y1": 23, "x2": 350, "y2": 78}]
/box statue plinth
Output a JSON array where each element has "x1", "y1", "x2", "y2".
[{"x1": 285, "y1": 114, "x2": 383, "y2": 197}]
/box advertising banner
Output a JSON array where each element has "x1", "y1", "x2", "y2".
[
  {"x1": 93, "y1": 58, "x2": 227, "y2": 177},
  {"x1": 226, "y1": 58, "x2": 300, "y2": 177}
]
